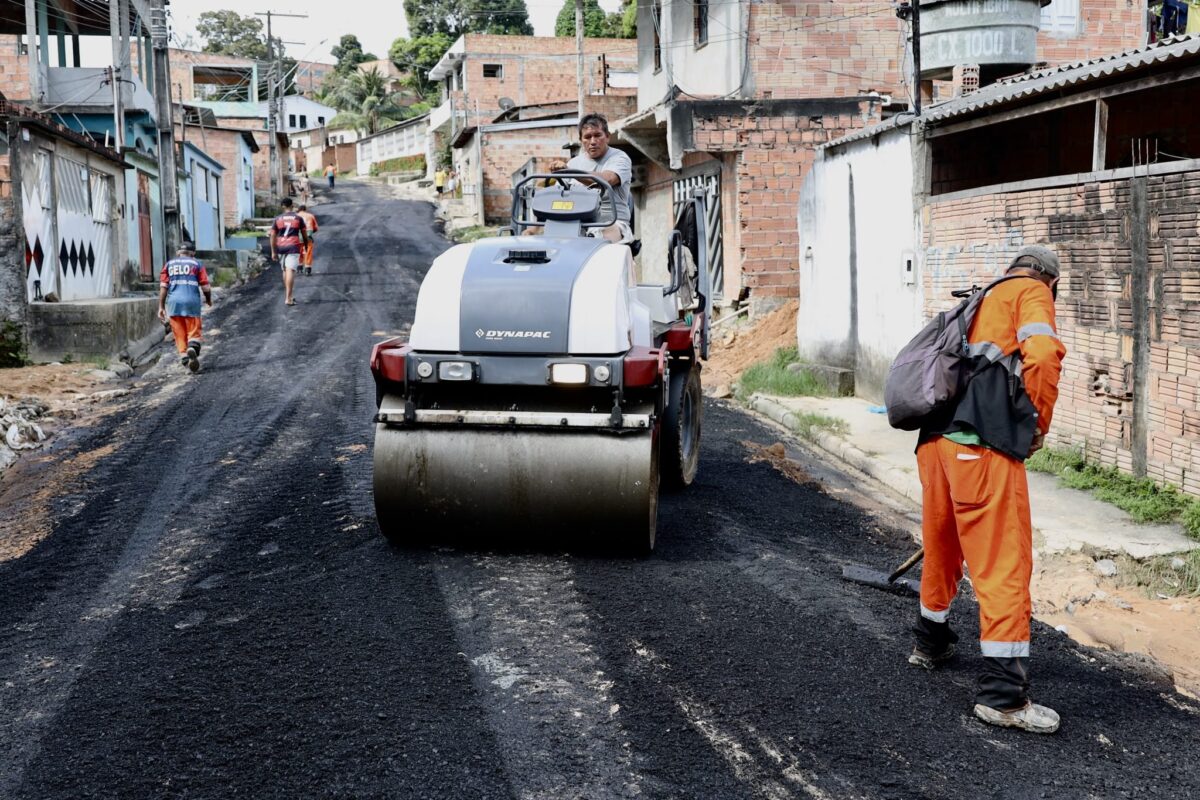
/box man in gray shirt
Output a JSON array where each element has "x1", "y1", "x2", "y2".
[{"x1": 566, "y1": 113, "x2": 634, "y2": 244}]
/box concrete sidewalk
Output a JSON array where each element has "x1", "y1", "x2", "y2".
[{"x1": 748, "y1": 393, "x2": 1200, "y2": 560}]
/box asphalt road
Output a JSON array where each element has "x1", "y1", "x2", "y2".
[{"x1": 1, "y1": 180, "x2": 1198, "y2": 800}]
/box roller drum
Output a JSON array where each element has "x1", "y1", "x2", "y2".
[{"x1": 373, "y1": 419, "x2": 659, "y2": 549}]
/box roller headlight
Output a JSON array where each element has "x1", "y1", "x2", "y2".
[
  {"x1": 593, "y1": 365, "x2": 611, "y2": 383},
  {"x1": 438, "y1": 361, "x2": 474, "y2": 381},
  {"x1": 550, "y1": 363, "x2": 588, "y2": 385},
  {"x1": 415, "y1": 361, "x2": 434, "y2": 379}
]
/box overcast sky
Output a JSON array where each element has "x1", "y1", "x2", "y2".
[{"x1": 167, "y1": 0, "x2": 622, "y2": 64}]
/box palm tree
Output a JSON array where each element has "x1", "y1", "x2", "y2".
[{"x1": 321, "y1": 68, "x2": 405, "y2": 135}]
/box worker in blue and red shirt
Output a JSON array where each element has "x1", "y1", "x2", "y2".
[
  {"x1": 270, "y1": 197, "x2": 309, "y2": 306},
  {"x1": 157, "y1": 241, "x2": 212, "y2": 373}
]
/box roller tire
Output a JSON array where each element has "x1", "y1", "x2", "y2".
[{"x1": 661, "y1": 363, "x2": 702, "y2": 491}]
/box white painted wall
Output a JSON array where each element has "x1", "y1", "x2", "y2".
[
  {"x1": 797, "y1": 127, "x2": 923, "y2": 401},
  {"x1": 636, "y1": 0, "x2": 745, "y2": 112},
  {"x1": 357, "y1": 118, "x2": 429, "y2": 174}
]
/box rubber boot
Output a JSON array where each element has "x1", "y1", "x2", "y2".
[
  {"x1": 910, "y1": 615, "x2": 959, "y2": 669},
  {"x1": 974, "y1": 656, "x2": 1058, "y2": 733}
]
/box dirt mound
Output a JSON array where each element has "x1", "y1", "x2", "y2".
[{"x1": 703, "y1": 301, "x2": 797, "y2": 394}]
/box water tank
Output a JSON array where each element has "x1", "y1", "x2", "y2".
[{"x1": 920, "y1": 0, "x2": 1049, "y2": 82}]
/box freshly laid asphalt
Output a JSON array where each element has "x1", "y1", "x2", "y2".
[{"x1": 1, "y1": 180, "x2": 1197, "y2": 799}]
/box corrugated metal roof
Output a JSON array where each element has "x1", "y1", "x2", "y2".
[
  {"x1": 924, "y1": 34, "x2": 1200, "y2": 123},
  {"x1": 819, "y1": 113, "x2": 913, "y2": 150}
]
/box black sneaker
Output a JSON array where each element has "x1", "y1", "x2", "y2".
[
  {"x1": 180, "y1": 354, "x2": 190, "y2": 367},
  {"x1": 305, "y1": 267, "x2": 312, "y2": 276},
  {"x1": 188, "y1": 356, "x2": 200, "y2": 373},
  {"x1": 186, "y1": 340, "x2": 201, "y2": 360},
  {"x1": 908, "y1": 644, "x2": 956, "y2": 670}
]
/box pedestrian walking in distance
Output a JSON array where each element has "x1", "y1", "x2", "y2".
[
  {"x1": 270, "y1": 198, "x2": 309, "y2": 306},
  {"x1": 297, "y1": 204, "x2": 319, "y2": 276},
  {"x1": 157, "y1": 241, "x2": 212, "y2": 373},
  {"x1": 912, "y1": 245, "x2": 1067, "y2": 734},
  {"x1": 324, "y1": 163, "x2": 336, "y2": 190}
]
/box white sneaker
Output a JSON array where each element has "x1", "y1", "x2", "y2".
[{"x1": 974, "y1": 702, "x2": 1060, "y2": 734}]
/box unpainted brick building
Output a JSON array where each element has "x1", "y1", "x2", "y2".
[
  {"x1": 619, "y1": 0, "x2": 1149, "y2": 311},
  {"x1": 800, "y1": 36, "x2": 1200, "y2": 494}
]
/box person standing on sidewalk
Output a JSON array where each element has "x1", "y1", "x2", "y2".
[
  {"x1": 157, "y1": 241, "x2": 212, "y2": 373},
  {"x1": 911, "y1": 245, "x2": 1067, "y2": 734},
  {"x1": 297, "y1": 204, "x2": 319, "y2": 276},
  {"x1": 434, "y1": 167, "x2": 446, "y2": 199},
  {"x1": 270, "y1": 198, "x2": 309, "y2": 306}
]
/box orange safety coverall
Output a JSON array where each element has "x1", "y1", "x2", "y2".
[
  {"x1": 298, "y1": 210, "x2": 318, "y2": 267},
  {"x1": 917, "y1": 278, "x2": 1066, "y2": 666}
]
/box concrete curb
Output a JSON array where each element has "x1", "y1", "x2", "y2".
[{"x1": 747, "y1": 394, "x2": 923, "y2": 508}]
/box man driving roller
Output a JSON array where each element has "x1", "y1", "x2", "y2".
[{"x1": 566, "y1": 113, "x2": 634, "y2": 244}]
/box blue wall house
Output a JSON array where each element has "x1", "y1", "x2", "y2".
[{"x1": 179, "y1": 142, "x2": 224, "y2": 250}]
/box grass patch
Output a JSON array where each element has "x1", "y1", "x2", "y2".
[
  {"x1": 736, "y1": 347, "x2": 830, "y2": 400},
  {"x1": 792, "y1": 411, "x2": 848, "y2": 439},
  {"x1": 369, "y1": 154, "x2": 426, "y2": 176},
  {"x1": 211, "y1": 268, "x2": 239, "y2": 289},
  {"x1": 1119, "y1": 550, "x2": 1200, "y2": 598},
  {"x1": 450, "y1": 225, "x2": 503, "y2": 244},
  {"x1": 85, "y1": 355, "x2": 110, "y2": 370},
  {"x1": 1030, "y1": 446, "x2": 1200, "y2": 537},
  {"x1": 228, "y1": 228, "x2": 264, "y2": 238},
  {"x1": 0, "y1": 319, "x2": 27, "y2": 368}
]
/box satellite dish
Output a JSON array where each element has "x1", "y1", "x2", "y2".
[{"x1": 498, "y1": 97, "x2": 515, "y2": 111}]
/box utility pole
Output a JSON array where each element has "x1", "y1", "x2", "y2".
[
  {"x1": 150, "y1": 0, "x2": 180, "y2": 255},
  {"x1": 912, "y1": 0, "x2": 922, "y2": 114},
  {"x1": 255, "y1": 12, "x2": 307, "y2": 205},
  {"x1": 575, "y1": 0, "x2": 584, "y2": 118},
  {"x1": 107, "y1": 0, "x2": 123, "y2": 147}
]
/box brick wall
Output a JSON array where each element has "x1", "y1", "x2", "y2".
[
  {"x1": 458, "y1": 34, "x2": 637, "y2": 128},
  {"x1": 170, "y1": 49, "x2": 259, "y2": 103},
  {"x1": 1037, "y1": 0, "x2": 1146, "y2": 65},
  {"x1": 692, "y1": 104, "x2": 877, "y2": 300},
  {"x1": 478, "y1": 124, "x2": 578, "y2": 222},
  {"x1": 747, "y1": 1, "x2": 908, "y2": 101},
  {"x1": 0, "y1": 37, "x2": 32, "y2": 101},
  {"x1": 924, "y1": 170, "x2": 1200, "y2": 494}
]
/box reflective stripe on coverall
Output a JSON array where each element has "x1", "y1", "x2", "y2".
[{"x1": 916, "y1": 277, "x2": 1067, "y2": 710}]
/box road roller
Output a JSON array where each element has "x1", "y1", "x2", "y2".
[{"x1": 370, "y1": 172, "x2": 713, "y2": 553}]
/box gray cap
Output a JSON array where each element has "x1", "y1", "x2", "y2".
[{"x1": 1009, "y1": 244, "x2": 1060, "y2": 278}]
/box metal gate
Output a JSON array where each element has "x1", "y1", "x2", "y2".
[{"x1": 673, "y1": 172, "x2": 723, "y2": 299}]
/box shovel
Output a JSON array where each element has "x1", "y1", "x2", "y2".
[{"x1": 842, "y1": 548, "x2": 924, "y2": 596}]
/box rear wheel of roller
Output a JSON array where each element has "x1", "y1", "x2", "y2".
[{"x1": 662, "y1": 363, "x2": 702, "y2": 491}]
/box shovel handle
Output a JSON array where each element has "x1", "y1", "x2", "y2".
[{"x1": 887, "y1": 548, "x2": 925, "y2": 584}]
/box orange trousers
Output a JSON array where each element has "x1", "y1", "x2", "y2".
[
  {"x1": 916, "y1": 437, "x2": 1033, "y2": 658},
  {"x1": 303, "y1": 239, "x2": 316, "y2": 267},
  {"x1": 168, "y1": 316, "x2": 202, "y2": 354}
]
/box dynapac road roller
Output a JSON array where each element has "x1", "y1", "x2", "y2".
[{"x1": 370, "y1": 172, "x2": 712, "y2": 552}]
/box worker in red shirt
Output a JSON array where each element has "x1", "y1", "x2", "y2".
[
  {"x1": 297, "y1": 204, "x2": 319, "y2": 276},
  {"x1": 156, "y1": 241, "x2": 212, "y2": 373},
  {"x1": 270, "y1": 197, "x2": 309, "y2": 306},
  {"x1": 913, "y1": 245, "x2": 1067, "y2": 734}
]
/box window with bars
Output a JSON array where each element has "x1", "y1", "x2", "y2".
[{"x1": 695, "y1": 0, "x2": 709, "y2": 46}]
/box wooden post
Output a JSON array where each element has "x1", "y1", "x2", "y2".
[{"x1": 1093, "y1": 99, "x2": 1109, "y2": 172}]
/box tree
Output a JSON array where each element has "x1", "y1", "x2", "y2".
[
  {"x1": 389, "y1": 33, "x2": 455, "y2": 100},
  {"x1": 554, "y1": 0, "x2": 632, "y2": 38},
  {"x1": 331, "y1": 34, "x2": 377, "y2": 75},
  {"x1": 471, "y1": 0, "x2": 533, "y2": 35},
  {"x1": 197, "y1": 10, "x2": 269, "y2": 59},
  {"x1": 406, "y1": 0, "x2": 472, "y2": 39},
  {"x1": 323, "y1": 68, "x2": 406, "y2": 135}
]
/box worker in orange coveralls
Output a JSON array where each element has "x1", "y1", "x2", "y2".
[
  {"x1": 157, "y1": 241, "x2": 212, "y2": 373},
  {"x1": 297, "y1": 205, "x2": 319, "y2": 276},
  {"x1": 912, "y1": 245, "x2": 1067, "y2": 734}
]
